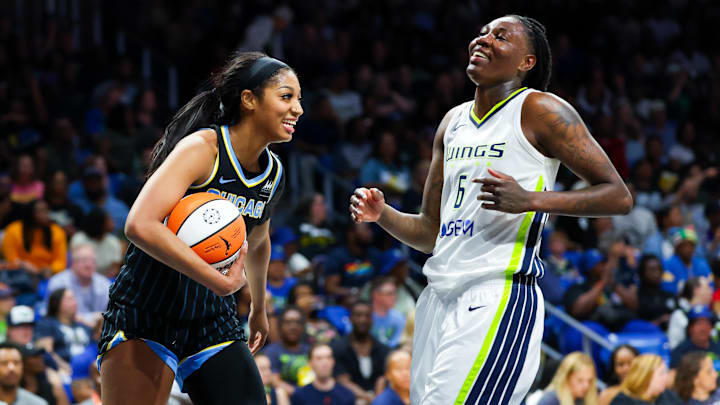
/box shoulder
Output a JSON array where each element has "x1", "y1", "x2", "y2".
[
  {"x1": 435, "y1": 103, "x2": 467, "y2": 139},
  {"x1": 172, "y1": 128, "x2": 219, "y2": 158},
  {"x1": 50, "y1": 223, "x2": 66, "y2": 236},
  {"x1": 5, "y1": 220, "x2": 22, "y2": 233},
  {"x1": 17, "y1": 387, "x2": 49, "y2": 405},
  {"x1": 335, "y1": 383, "x2": 355, "y2": 397}
]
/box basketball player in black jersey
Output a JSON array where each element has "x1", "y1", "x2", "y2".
[{"x1": 97, "y1": 52, "x2": 303, "y2": 405}]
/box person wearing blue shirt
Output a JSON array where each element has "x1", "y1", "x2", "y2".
[
  {"x1": 325, "y1": 222, "x2": 381, "y2": 299},
  {"x1": 662, "y1": 227, "x2": 711, "y2": 295},
  {"x1": 670, "y1": 306, "x2": 720, "y2": 369},
  {"x1": 372, "y1": 350, "x2": 411, "y2": 405},
  {"x1": 290, "y1": 343, "x2": 354, "y2": 405},
  {"x1": 370, "y1": 278, "x2": 405, "y2": 348},
  {"x1": 267, "y1": 244, "x2": 297, "y2": 311}
]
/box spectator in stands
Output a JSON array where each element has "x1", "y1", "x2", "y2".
[
  {"x1": 71, "y1": 378, "x2": 101, "y2": 405},
  {"x1": 674, "y1": 351, "x2": 719, "y2": 405},
  {"x1": 69, "y1": 208, "x2": 123, "y2": 278},
  {"x1": 45, "y1": 244, "x2": 110, "y2": 328},
  {"x1": 9, "y1": 155, "x2": 43, "y2": 204},
  {"x1": 599, "y1": 345, "x2": 639, "y2": 405},
  {"x1": 397, "y1": 311, "x2": 414, "y2": 352},
  {"x1": 20, "y1": 345, "x2": 70, "y2": 405},
  {"x1": 562, "y1": 250, "x2": 635, "y2": 331},
  {"x1": 644, "y1": 205, "x2": 684, "y2": 261},
  {"x1": 6, "y1": 306, "x2": 35, "y2": 347},
  {"x1": 237, "y1": 5, "x2": 293, "y2": 60},
  {"x1": 399, "y1": 159, "x2": 430, "y2": 215},
  {"x1": 2, "y1": 199, "x2": 67, "y2": 276},
  {"x1": 611, "y1": 354, "x2": 668, "y2": 405},
  {"x1": 44, "y1": 171, "x2": 83, "y2": 239},
  {"x1": 0, "y1": 174, "x2": 17, "y2": 234},
  {"x1": 73, "y1": 167, "x2": 129, "y2": 235},
  {"x1": 287, "y1": 282, "x2": 337, "y2": 346},
  {"x1": 325, "y1": 222, "x2": 381, "y2": 301},
  {"x1": 540, "y1": 230, "x2": 583, "y2": 305},
  {"x1": 636, "y1": 255, "x2": 676, "y2": 328},
  {"x1": 290, "y1": 343, "x2": 355, "y2": 405},
  {"x1": 537, "y1": 352, "x2": 597, "y2": 405},
  {"x1": 34, "y1": 288, "x2": 93, "y2": 364},
  {"x1": 612, "y1": 183, "x2": 658, "y2": 249},
  {"x1": 359, "y1": 131, "x2": 411, "y2": 203},
  {"x1": 668, "y1": 277, "x2": 713, "y2": 348},
  {"x1": 364, "y1": 249, "x2": 422, "y2": 318},
  {"x1": 371, "y1": 349, "x2": 411, "y2": 405},
  {"x1": 370, "y1": 277, "x2": 405, "y2": 349},
  {"x1": 335, "y1": 117, "x2": 373, "y2": 181},
  {"x1": 0, "y1": 342, "x2": 48, "y2": 405},
  {"x1": 293, "y1": 194, "x2": 338, "y2": 259},
  {"x1": 327, "y1": 70, "x2": 363, "y2": 124},
  {"x1": 263, "y1": 306, "x2": 311, "y2": 395},
  {"x1": 663, "y1": 226, "x2": 711, "y2": 295},
  {"x1": 267, "y1": 244, "x2": 298, "y2": 311},
  {"x1": 271, "y1": 227, "x2": 312, "y2": 281},
  {"x1": 704, "y1": 201, "x2": 720, "y2": 261},
  {"x1": 332, "y1": 300, "x2": 390, "y2": 404},
  {"x1": 670, "y1": 306, "x2": 720, "y2": 369},
  {"x1": 255, "y1": 353, "x2": 290, "y2": 405},
  {"x1": 0, "y1": 285, "x2": 15, "y2": 343}
]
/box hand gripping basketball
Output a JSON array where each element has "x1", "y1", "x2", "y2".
[{"x1": 220, "y1": 240, "x2": 248, "y2": 296}]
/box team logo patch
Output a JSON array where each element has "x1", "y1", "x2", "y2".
[
  {"x1": 259, "y1": 180, "x2": 274, "y2": 198},
  {"x1": 202, "y1": 208, "x2": 221, "y2": 224}
]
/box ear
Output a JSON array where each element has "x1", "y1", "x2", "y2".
[
  {"x1": 518, "y1": 54, "x2": 536, "y2": 74},
  {"x1": 240, "y1": 89, "x2": 258, "y2": 112}
]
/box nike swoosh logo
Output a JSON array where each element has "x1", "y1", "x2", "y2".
[
  {"x1": 452, "y1": 123, "x2": 466, "y2": 132},
  {"x1": 468, "y1": 305, "x2": 486, "y2": 312},
  {"x1": 219, "y1": 177, "x2": 236, "y2": 184}
]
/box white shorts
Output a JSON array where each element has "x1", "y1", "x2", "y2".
[{"x1": 411, "y1": 274, "x2": 544, "y2": 405}]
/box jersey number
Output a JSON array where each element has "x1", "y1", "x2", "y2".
[{"x1": 453, "y1": 174, "x2": 467, "y2": 208}]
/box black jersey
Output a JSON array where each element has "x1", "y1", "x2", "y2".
[{"x1": 108, "y1": 125, "x2": 285, "y2": 320}]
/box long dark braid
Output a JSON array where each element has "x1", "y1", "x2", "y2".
[{"x1": 510, "y1": 15, "x2": 552, "y2": 91}]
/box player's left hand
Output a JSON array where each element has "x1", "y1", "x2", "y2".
[
  {"x1": 472, "y1": 168, "x2": 533, "y2": 213},
  {"x1": 247, "y1": 302, "x2": 269, "y2": 355}
]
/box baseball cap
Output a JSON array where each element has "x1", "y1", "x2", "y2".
[
  {"x1": 379, "y1": 249, "x2": 406, "y2": 275},
  {"x1": 8, "y1": 305, "x2": 35, "y2": 327},
  {"x1": 271, "y1": 226, "x2": 298, "y2": 246},
  {"x1": 580, "y1": 249, "x2": 606, "y2": 275},
  {"x1": 270, "y1": 244, "x2": 285, "y2": 262},
  {"x1": 669, "y1": 226, "x2": 698, "y2": 247},
  {"x1": 688, "y1": 305, "x2": 713, "y2": 322}
]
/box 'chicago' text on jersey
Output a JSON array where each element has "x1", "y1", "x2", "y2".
[{"x1": 206, "y1": 187, "x2": 265, "y2": 219}]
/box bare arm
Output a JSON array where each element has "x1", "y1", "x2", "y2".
[
  {"x1": 350, "y1": 107, "x2": 458, "y2": 253},
  {"x1": 570, "y1": 282, "x2": 604, "y2": 319},
  {"x1": 245, "y1": 221, "x2": 271, "y2": 354},
  {"x1": 524, "y1": 92, "x2": 633, "y2": 216},
  {"x1": 124, "y1": 131, "x2": 247, "y2": 296},
  {"x1": 336, "y1": 374, "x2": 374, "y2": 403}
]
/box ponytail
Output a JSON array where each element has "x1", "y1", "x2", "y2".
[{"x1": 146, "y1": 51, "x2": 293, "y2": 178}]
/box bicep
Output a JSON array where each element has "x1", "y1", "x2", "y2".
[
  {"x1": 128, "y1": 133, "x2": 217, "y2": 226},
  {"x1": 529, "y1": 94, "x2": 622, "y2": 186}
]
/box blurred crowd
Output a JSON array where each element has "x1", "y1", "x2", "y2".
[{"x1": 1, "y1": 0, "x2": 720, "y2": 404}]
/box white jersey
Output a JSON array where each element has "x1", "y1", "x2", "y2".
[{"x1": 423, "y1": 88, "x2": 560, "y2": 297}]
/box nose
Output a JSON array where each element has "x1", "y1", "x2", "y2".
[{"x1": 292, "y1": 99, "x2": 303, "y2": 116}]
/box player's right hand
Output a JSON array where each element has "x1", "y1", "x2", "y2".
[
  {"x1": 350, "y1": 187, "x2": 385, "y2": 223},
  {"x1": 218, "y1": 240, "x2": 248, "y2": 296}
]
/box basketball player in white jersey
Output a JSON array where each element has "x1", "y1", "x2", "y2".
[{"x1": 349, "y1": 15, "x2": 632, "y2": 405}]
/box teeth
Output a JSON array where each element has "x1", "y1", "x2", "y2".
[
  {"x1": 283, "y1": 121, "x2": 296, "y2": 127},
  {"x1": 473, "y1": 52, "x2": 488, "y2": 59}
]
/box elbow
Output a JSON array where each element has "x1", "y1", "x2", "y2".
[
  {"x1": 124, "y1": 217, "x2": 145, "y2": 245},
  {"x1": 619, "y1": 188, "x2": 634, "y2": 215}
]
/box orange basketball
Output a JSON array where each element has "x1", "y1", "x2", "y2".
[{"x1": 166, "y1": 192, "x2": 246, "y2": 274}]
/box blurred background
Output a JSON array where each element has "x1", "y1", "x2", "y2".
[{"x1": 0, "y1": 0, "x2": 720, "y2": 404}]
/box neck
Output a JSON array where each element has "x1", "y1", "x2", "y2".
[
  {"x1": 282, "y1": 340, "x2": 300, "y2": 350},
  {"x1": 58, "y1": 313, "x2": 73, "y2": 325},
  {"x1": 692, "y1": 387, "x2": 710, "y2": 401},
  {"x1": 228, "y1": 121, "x2": 270, "y2": 172},
  {"x1": 75, "y1": 274, "x2": 92, "y2": 287},
  {"x1": 473, "y1": 82, "x2": 523, "y2": 120},
  {"x1": 348, "y1": 241, "x2": 366, "y2": 256},
  {"x1": 313, "y1": 376, "x2": 335, "y2": 391},
  {"x1": 390, "y1": 384, "x2": 410, "y2": 404},
  {"x1": 0, "y1": 386, "x2": 17, "y2": 404},
  {"x1": 352, "y1": 332, "x2": 371, "y2": 343},
  {"x1": 681, "y1": 256, "x2": 692, "y2": 266}
]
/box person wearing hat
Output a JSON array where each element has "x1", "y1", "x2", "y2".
[
  {"x1": 670, "y1": 306, "x2": 720, "y2": 369},
  {"x1": 6, "y1": 306, "x2": 36, "y2": 347},
  {"x1": 267, "y1": 244, "x2": 297, "y2": 311},
  {"x1": 662, "y1": 226, "x2": 711, "y2": 295},
  {"x1": 562, "y1": 249, "x2": 637, "y2": 331},
  {"x1": 0, "y1": 285, "x2": 16, "y2": 343}
]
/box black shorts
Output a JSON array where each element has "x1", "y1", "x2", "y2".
[{"x1": 97, "y1": 300, "x2": 246, "y2": 390}]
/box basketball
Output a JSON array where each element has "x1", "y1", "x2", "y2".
[{"x1": 166, "y1": 192, "x2": 246, "y2": 274}]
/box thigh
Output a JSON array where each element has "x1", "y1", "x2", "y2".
[
  {"x1": 422, "y1": 275, "x2": 542, "y2": 405},
  {"x1": 410, "y1": 287, "x2": 445, "y2": 405},
  {"x1": 100, "y1": 340, "x2": 175, "y2": 405},
  {"x1": 183, "y1": 341, "x2": 267, "y2": 405}
]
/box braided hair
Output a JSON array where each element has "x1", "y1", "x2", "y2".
[{"x1": 509, "y1": 15, "x2": 552, "y2": 91}]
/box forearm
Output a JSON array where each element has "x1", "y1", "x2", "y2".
[
  {"x1": 377, "y1": 204, "x2": 438, "y2": 254},
  {"x1": 126, "y1": 221, "x2": 228, "y2": 294},
  {"x1": 571, "y1": 285, "x2": 603, "y2": 317},
  {"x1": 530, "y1": 183, "x2": 632, "y2": 217},
  {"x1": 245, "y1": 238, "x2": 270, "y2": 310},
  {"x1": 614, "y1": 285, "x2": 638, "y2": 312},
  {"x1": 337, "y1": 375, "x2": 372, "y2": 401}
]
